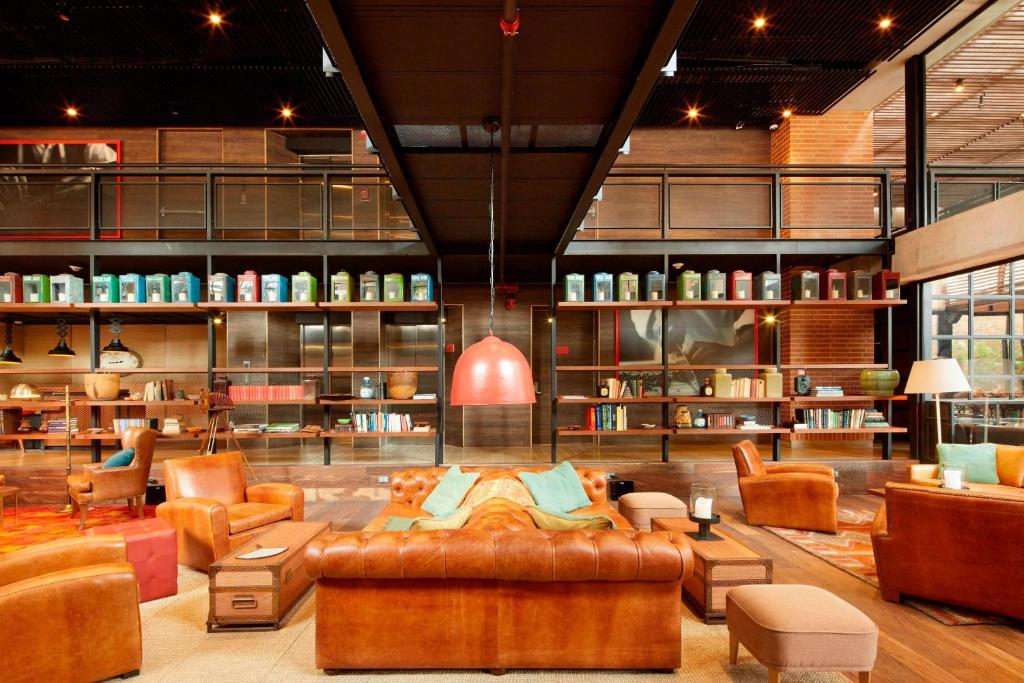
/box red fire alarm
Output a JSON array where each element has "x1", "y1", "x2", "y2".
[
  {"x1": 359, "y1": 187, "x2": 370, "y2": 202},
  {"x1": 556, "y1": 344, "x2": 570, "y2": 355},
  {"x1": 445, "y1": 343, "x2": 455, "y2": 353}
]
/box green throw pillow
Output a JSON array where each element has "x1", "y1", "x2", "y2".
[
  {"x1": 937, "y1": 443, "x2": 998, "y2": 485},
  {"x1": 101, "y1": 448, "x2": 135, "y2": 469},
  {"x1": 421, "y1": 466, "x2": 480, "y2": 517},
  {"x1": 519, "y1": 461, "x2": 591, "y2": 514}
]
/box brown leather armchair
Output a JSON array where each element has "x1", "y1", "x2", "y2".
[
  {"x1": 732, "y1": 440, "x2": 839, "y2": 533},
  {"x1": 67, "y1": 427, "x2": 158, "y2": 530},
  {"x1": 157, "y1": 451, "x2": 304, "y2": 571},
  {"x1": 0, "y1": 535, "x2": 142, "y2": 682}
]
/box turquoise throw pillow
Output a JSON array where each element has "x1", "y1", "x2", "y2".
[
  {"x1": 102, "y1": 448, "x2": 135, "y2": 469},
  {"x1": 519, "y1": 461, "x2": 592, "y2": 514},
  {"x1": 421, "y1": 466, "x2": 480, "y2": 517},
  {"x1": 937, "y1": 443, "x2": 998, "y2": 484}
]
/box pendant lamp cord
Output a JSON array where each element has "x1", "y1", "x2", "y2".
[{"x1": 488, "y1": 128, "x2": 496, "y2": 336}]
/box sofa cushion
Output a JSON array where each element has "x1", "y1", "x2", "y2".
[
  {"x1": 996, "y1": 445, "x2": 1024, "y2": 487},
  {"x1": 519, "y1": 461, "x2": 591, "y2": 514},
  {"x1": 462, "y1": 477, "x2": 535, "y2": 508},
  {"x1": 938, "y1": 443, "x2": 998, "y2": 485},
  {"x1": 527, "y1": 506, "x2": 615, "y2": 531},
  {"x1": 422, "y1": 466, "x2": 480, "y2": 517},
  {"x1": 226, "y1": 502, "x2": 291, "y2": 535}
]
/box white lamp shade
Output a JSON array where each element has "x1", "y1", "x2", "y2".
[{"x1": 904, "y1": 358, "x2": 971, "y2": 395}]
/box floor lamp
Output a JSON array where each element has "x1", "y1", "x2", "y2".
[{"x1": 905, "y1": 358, "x2": 971, "y2": 445}]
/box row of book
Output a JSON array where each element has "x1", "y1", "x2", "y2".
[
  {"x1": 794, "y1": 408, "x2": 889, "y2": 429},
  {"x1": 45, "y1": 418, "x2": 79, "y2": 434},
  {"x1": 585, "y1": 405, "x2": 629, "y2": 431},
  {"x1": 730, "y1": 377, "x2": 768, "y2": 398},
  {"x1": 143, "y1": 380, "x2": 177, "y2": 401},
  {"x1": 354, "y1": 412, "x2": 414, "y2": 433},
  {"x1": 812, "y1": 385, "x2": 844, "y2": 397},
  {"x1": 600, "y1": 377, "x2": 645, "y2": 399},
  {"x1": 113, "y1": 418, "x2": 150, "y2": 435},
  {"x1": 227, "y1": 385, "x2": 306, "y2": 401}
]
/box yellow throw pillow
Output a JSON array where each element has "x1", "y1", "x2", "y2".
[
  {"x1": 996, "y1": 445, "x2": 1024, "y2": 487},
  {"x1": 410, "y1": 506, "x2": 473, "y2": 531},
  {"x1": 462, "y1": 477, "x2": 535, "y2": 509},
  {"x1": 526, "y1": 506, "x2": 615, "y2": 531}
]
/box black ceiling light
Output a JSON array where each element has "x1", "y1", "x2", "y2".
[
  {"x1": 102, "y1": 318, "x2": 130, "y2": 352},
  {"x1": 48, "y1": 317, "x2": 76, "y2": 357},
  {"x1": 0, "y1": 319, "x2": 22, "y2": 365}
]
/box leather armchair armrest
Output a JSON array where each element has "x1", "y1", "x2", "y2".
[
  {"x1": 87, "y1": 466, "x2": 140, "y2": 500},
  {"x1": 246, "y1": 483, "x2": 304, "y2": 521},
  {"x1": 739, "y1": 472, "x2": 839, "y2": 499},
  {"x1": 156, "y1": 497, "x2": 230, "y2": 571},
  {"x1": 765, "y1": 463, "x2": 835, "y2": 478},
  {"x1": 81, "y1": 462, "x2": 103, "y2": 473},
  {"x1": 0, "y1": 535, "x2": 127, "y2": 588},
  {"x1": 908, "y1": 463, "x2": 939, "y2": 483},
  {"x1": 871, "y1": 503, "x2": 889, "y2": 539}
]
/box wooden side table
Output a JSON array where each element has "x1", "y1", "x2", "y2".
[
  {"x1": 0, "y1": 485, "x2": 19, "y2": 528},
  {"x1": 653, "y1": 516, "x2": 772, "y2": 623}
]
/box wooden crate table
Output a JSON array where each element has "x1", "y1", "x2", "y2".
[
  {"x1": 207, "y1": 520, "x2": 330, "y2": 632},
  {"x1": 652, "y1": 517, "x2": 773, "y2": 624}
]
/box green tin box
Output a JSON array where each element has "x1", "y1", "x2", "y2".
[
  {"x1": 618, "y1": 272, "x2": 639, "y2": 302},
  {"x1": 145, "y1": 274, "x2": 171, "y2": 303},
  {"x1": 292, "y1": 271, "x2": 318, "y2": 303},
  {"x1": 383, "y1": 273, "x2": 405, "y2": 302},
  {"x1": 330, "y1": 271, "x2": 353, "y2": 302},
  {"x1": 23, "y1": 274, "x2": 51, "y2": 304},
  {"x1": 677, "y1": 270, "x2": 701, "y2": 301},
  {"x1": 563, "y1": 273, "x2": 585, "y2": 302}
]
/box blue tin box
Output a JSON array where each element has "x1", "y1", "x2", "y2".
[
  {"x1": 171, "y1": 272, "x2": 201, "y2": 303},
  {"x1": 261, "y1": 274, "x2": 288, "y2": 303}
]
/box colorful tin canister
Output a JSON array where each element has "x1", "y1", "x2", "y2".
[
  {"x1": 261, "y1": 274, "x2": 288, "y2": 303},
  {"x1": 564, "y1": 273, "x2": 585, "y2": 302},
  {"x1": 291, "y1": 271, "x2": 318, "y2": 303},
  {"x1": 51, "y1": 274, "x2": 85, "y2": 304},
  {"x1": 92, "y1": 274, "x2": 119, "y2": 303},
  {"x1": 677, "y1": 270, "x2": 701, "y2": 301},
  {"x1": 848, "y1": 270, "x2": 872, "y2": 300},
  {"x1": 0, "y1": 272, "x2": 22, "y2": 304},
  {"x1": 791, "y1": 270, "x2": 820, "y2": 301},
  {"x1": 171, "y1": 272, "x2": 200, "y2": 303},
  {"x1": 873, "y1": 270, "x2": 901, "y2": 300},
  {"x1": 145, "y1": 274, "x2": 171, "y2": 303},
  {"x1": 823, "y1": 269, "x2": 847, "y2": 300},
  {"x1": 383, "y1": 273, "x2": 405, "y2": 302},
  {"x1": 702, "y1": 270, "x2": 726, "y2": 301},
  {"x1": 410, "y1": 273, "x2": 434, "y2": 302},
  {"x1": 119, "y1": 273, "x2": 144, "y2": 303},
  {"x1": 237, "y1": 270, "x2": 260, "y2": 303},
  {"x1": 754, "y1": 271, "x2": 781, "y2": 300},
  {"x1": 329, "y1": 271, "x2": 353, "y2": 302},
  {"x1": 360, "y1": 271, "x2": 381, "y2": 302},
  {"x1": 728, "y1": 271, "x2": 752, "y2": 301},
  {"x1": 208, "y1": 273, "x2": 235, "y2": 303},
  {"x1": 23, "y1": 274, "x2": 50, "y2": 303},
  {"x1": 645, "y1": 271, "x2": 666, "y2": 301},
  {"x1": 593, "y1": 272, "x2": 613, "y2": 302},
  {"x1": 618, "y1": 272, "x2": 639, "y2": 302}
]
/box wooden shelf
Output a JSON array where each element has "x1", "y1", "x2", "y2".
[
  {"x1": 0, "y1": 303, "x2": 83, "y2": 315},
  {"x1": 793, "y1": 427, "x2": 907, "y2": 435},
  {"x1": 670, "y1": 396, "x2": 783, "y2": 403},
  {"x1": 78, "y1": 400, "x2": 199, "y2": 407},
  {"x1": 197, "y1": 302, "x2": 319, "y2": 313},
  {"x1": 556, "y1": 428, "x2": 671, "y2": 436},
  {"x1": 93, "y1": 368, "x2": 208, "y2": 374},
  {"x1": 778, "y1": 364, "x2": 889, "y2": 370},
  {"x1": 77, "y1": 303, "x2": 204, "y2": 315},
  {"x1": 213, "y1": 367, "x2": 321, "y2": 373},
  {"x1": 790, "y1": 395, "x2": 907, "y2": 403},
  {"x1": 556, "y1": 396, "x2": 670, "y2": 404},
  {"x1": 328, "y1": 366, "x2": 439, "y2": 373},
  {"x1": 789, "y1": 299, "x2": 907, "y2": 309},
  {"x1": 673, "y1": 300, "x2": 784, "y2": 309},
  {"x1": 669, "y1": 364, "x2": 777, "y2": 371},
  {"x1": 555, "y1": 365, "x2": 664, "y2": 372},
  {"x1": 0, "y1": 367, "x2": 89, "y2": 375},
  {"x1": 673, "y1": 428, "x2": 789, "y2": 435},
  {"x1": 323, "y1": 429, "x2": 435, "y2": 438},
  {"x1": 227, "y1": 431, "x2": 322, "y2": 439},
  {"x1": 321, "y1": 398, "x2": 438, "y2": 405},
  {"x1": 230, "y1": 399, "x2": 319, "y2": 405},
  {"x1": 0, "y1": 431, "x2": 72, "y2": 441},
  {"x1": 557, "y1": 301, "x2": 671, "y2": 311},
  {"x1": 320, "y1": 301, "x2": 437, "y2": 312},
  {"x1": 0, "y1": 400, "x2": 66, "y2": 409}
]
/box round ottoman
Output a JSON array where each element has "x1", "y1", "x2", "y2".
[
  {"x1": 617, "y1": 491, "x2": 687, "y2": 530},
  {"x1": 727, "y1": 584, "x2": 878, "y2": 683}
]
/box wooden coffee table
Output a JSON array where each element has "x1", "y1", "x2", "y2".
[
  {"x1": 652, "y1": 517, "x2": 773, "y2": 624},
  {"x1": 207, "y1": 520, "x2": 330, "y2": 632},
  {"x1": 0, "y1": 486, "x2": 19, "y2": 528}
]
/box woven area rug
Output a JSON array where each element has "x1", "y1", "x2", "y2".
[
  {"x1": 0, "y1": 504, "x2": 156, "y2": 553},
  {"x1": 127, "y1": 567, "x2": 845, "y2": 683},
  {"x1": 764, "y1": 508, "x2": 1003, "y2": 626}
]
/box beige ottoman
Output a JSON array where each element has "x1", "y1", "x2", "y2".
[
  {"x1": 727, "y1": 584, "x2": 878, "y2": 683},
  {"x1": 618, "y1": 492, "x2": 687, "y2": 530}
]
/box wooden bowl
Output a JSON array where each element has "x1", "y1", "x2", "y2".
[
  {"x1": 386, "y1": 371, "x2": 418, "y2": 400},
  {"x1": 84, "y1": 373, "x2": 120, "y2": 401}
]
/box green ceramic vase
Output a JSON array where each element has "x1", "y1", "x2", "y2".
[{"x1": 859, "y1": 369, "x2": 900, "y2": 396}]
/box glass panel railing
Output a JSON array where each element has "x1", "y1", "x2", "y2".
[
  {"x1": 669, "y1": 179, "x2": 771, "y2": 239},
  {"x1": 0, "y1": 175, "x2": 91, "y2": 236},
  {"x1": 575, "y1": 181, "x2": 661, "y2": 240}
]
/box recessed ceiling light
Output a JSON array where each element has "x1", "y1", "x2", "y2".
[
  {"x1": 782, "y1": 109, "x2": 793, "y2": 118},
  {"x1": 280, "y1": 106, "x2": 294, "y2": 120},
  {"x1": 687, "y1": 107, "x2": 699, "y2": 120},
  {"x1": 64, "y1": 106, "x2": 79, "y2": 118},
  {"x1": 930, "y1": 112, "x2": 939, "y2": 117},
  {"x1": 207, "y1": 12, "x2": 223, "y2": 26},
  {"x1": 753, "y1": 16, "x2": 767, "y2": 29},
  {"x1": 878, "y1": 17, "x2": 892, "y2": 30},
  {"x1": 954, "y1": 78, "x2": 965, "y2": 92}
]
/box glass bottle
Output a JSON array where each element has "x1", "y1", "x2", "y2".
[
  {"x1": 358, "y1": 376, "x2": 374, "y2": 399},
  {"x1": 694, "y1": 409, "x2": 707, "y2": 429},
  {"x1": 701, "y1": 377, "x2": 714, "y2": 397}
]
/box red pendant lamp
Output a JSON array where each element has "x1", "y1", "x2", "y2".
[{"x1": 450, "y1": 121, "x2": 536, "y2": 406}]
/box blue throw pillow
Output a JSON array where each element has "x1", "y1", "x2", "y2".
[
  {"x1": 519, "y1": 461, "x2": 592, "y2": 514},
  {"x1": 937, "y1": 443, "x2": 998, "y2": 485},
  {"x1": 421, "y1": 466, "x2": 480, "y2": 517},
  {"x1": 102, "y1": 448, "x2": 135, "y2": 469}
]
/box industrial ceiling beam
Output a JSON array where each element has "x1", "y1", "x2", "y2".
[
  {"x1": 555, "y1": 0, "x2": 699, "y2": 256},
  {"x1": 305, "y1": 0, "x2": 437, "y2": 256}
]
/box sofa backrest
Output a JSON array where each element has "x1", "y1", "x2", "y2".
[
  {"x1": 388, "y1": 466, "x2": 608, "y2": 507},
  {"x1": 883, "y1": 483, "x2": 1024, "y2": 545},
  {"x1": 164, "y1": 451, "x2": 247, "y2": 504}
]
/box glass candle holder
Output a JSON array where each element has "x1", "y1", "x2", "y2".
[
  {"x1": 688, "y1": 482, "x2": 723, "y2": 541},
  {"x1": 940, "y1": 464, "x2": 967, "y2": 490}
]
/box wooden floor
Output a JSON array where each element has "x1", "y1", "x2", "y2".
[{"x1": 302, "y1": 494, "x2": 1024, "y2": 683}]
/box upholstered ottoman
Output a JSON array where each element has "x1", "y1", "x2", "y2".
[
  {"x1": 617, "y1": 491, "x2": 687, "y2": 530},
  {"x1": 87, "y1": 517, "x2": 177, "y2": 602},
  {"x1": 727, "y1": 584, "x2": 878, "y2": 683}
]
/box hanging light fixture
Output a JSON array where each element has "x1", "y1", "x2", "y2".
[
  {"x1": 0, "y1": 319, "x2": 22, "y2": 365},
  {"x1": 48, "y1": 317, "x2": 76, "y2": 357},
  {"x1": 102, "y1": 317, "x2": 130, "y2": 352},
  {"x1": 450, "y1": 119, "x2": 536, "y2": 406}
]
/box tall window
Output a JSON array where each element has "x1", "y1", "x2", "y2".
[{"x1": 924, "y1": 260, "x2": 1024, "y2": 398}]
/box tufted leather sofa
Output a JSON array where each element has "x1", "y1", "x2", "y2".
[
  {"x1": 907, "y1": 444, "x2": 1024, "y2": 497},
  {"x1": 305, "y1": 465, "x2": 694, "y2": 672}
]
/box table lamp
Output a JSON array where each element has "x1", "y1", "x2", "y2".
[{"x1": 905, "y1": 358, "x2": 970, "y2": 444}]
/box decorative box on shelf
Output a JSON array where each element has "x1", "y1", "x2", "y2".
[
  {"x1": 728, "y1": 271, "x2": 752, "y2": 301},
  {"x1": 291, "y1": 272, "x2": 317, "y2": 303},
  {"x1": 23, "y1": 274, "x2": 50, "y2": 303},
  {"x1": 0, "y1": 272, "x2": 22, "y2": 303},
  {"x1": 618, "y1": 272, "x2": 639, "y2": 302},
  {"x1": 791, "y1": 270, "x2": 820, "y2": 300},
  {"x1": 92, "y1": 274, "x2": 119, "y2": 303},
  {"x1": 208, "y1": 273, "x2": 235, "y2": 303},
  {"x1": 261, "y1": 274, "x2": 288, "y2": 303},
  {"x1": 330, "y1": 271, "x2": 353, "y2": 302},
  {"x1": 411, "y1": 273, "x2": 434, "y2": 302},
  {"x1": 359, "y1": 271, "x2": 380, "y2": 302},
  {"x1": 383, "y1": 273, "x2": 404, "y2": 302},
  {"x1": 171, "y1": 272, "x2": 200, "y2": 303},
  {"x1": 118, "y1": 273, "x2": 144, "y2": 303},
  {"x1": 874, "y1": 270, "x2": 901, "y2": 300},
  {"x1": 145, "y1": 274, "x2": 171, "y2": 303},
  {"x1": 563, "y1": 273, "x2": 585, "y2": 302},
  {"x1": 754, "y1": 271, "x2": 781, "y2": 300},
  {"x1": 678, "y1": 270, "x2": 701, "y2": 301},
  {"x1": 237, "y1": 270, "x2": 260, "y2": 302},
  {"x1": 702, "y1": 270, "x2": 726, "y2": 301},
  {"x1": 593, "y1": 272, "x2": 613, "y2": 302},
  {"x1": 822, "y1": 269, "x2": 846, "y2": 300},
  {"x1": 848, "y1": 270, "x2": 873, "y2": 300},
  {"x1": 50, "y1": 274, "x2": 85, "y2": 303},
  {"x1": 646, "y1": 271, "x2": 666, "y2": 301}
]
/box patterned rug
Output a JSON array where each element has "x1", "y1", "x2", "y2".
[
  {"x1": 0, "y1": 504, "x2": 157, "y2": 553},
  {"x1": 765, "y1": 508, "x2": 1004, "y2": 626}
]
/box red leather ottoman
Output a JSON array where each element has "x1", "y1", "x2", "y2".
[{"x1": 87, "y1": 517, "x2": 178, "y2": 602}]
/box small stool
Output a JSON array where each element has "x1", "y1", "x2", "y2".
[
  {"x1": 727, "y1": 584, "x2": 877, "y2": 683},
  {"x1": 87, "y1": 517, "x2": 178, "y2": 603},
  {"x1": 618, "y1": 491, "x2": 687, "y2": 530}
]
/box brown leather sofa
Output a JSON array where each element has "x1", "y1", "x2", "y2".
[
  {"x1": 907, "y1": 444, "x2": 1024, "y2": 497},
  {"x1": 871, "y1": 483, "x2": 1024, "y2": 620},
  {"x1": 732, "y1": 440, "x2": 839, "y2": 533},
  {"x1": 156, "y1": 451, "x2": 304, "y2": 571},
  {"x1": 67, "y1": 427, "x2": 158, "y2": 529},
  {"x1": 0, "y1": 535, "x2": 142, "y2": 682},
  {"x1": 304, "y1": 465, "x2": 694, "y2": 672}
]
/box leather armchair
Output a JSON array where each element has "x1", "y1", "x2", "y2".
[
  {"x1": 67, "y1": 427, "x2": 158, "y2": 530},
  {"x1": 732, "y1": 439, "x2": 839, "y2": 533},
  {"x1": 157, "y1": 451, "x2": 304, "y2": 571},
  {"x1": 0, "y1": 535, "x2": 142, "y2": 682}
]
